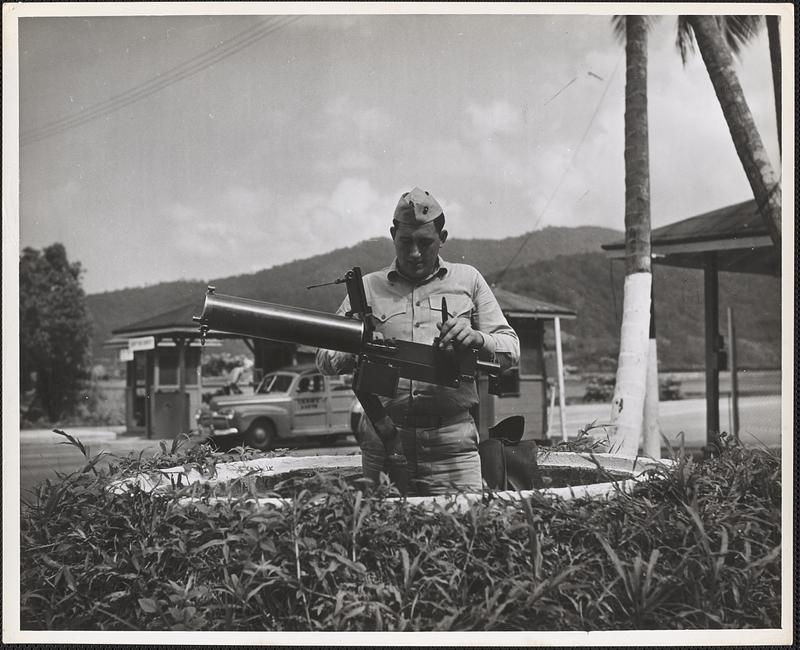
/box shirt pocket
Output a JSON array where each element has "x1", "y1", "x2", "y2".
[
  {"x1": 428, "y1": 292, "x2": 474, "y2": 321},
  {"x1": 370, "y1": 296, "x2": 408, "y2": 330}
]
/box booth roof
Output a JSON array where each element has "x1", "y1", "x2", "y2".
[
  {"x1": 492, "y1": 287, "x2": 576, "y2": 319},
  {"x1": 112, "y1": 301, "x2": 201, "y2": 337},
  {"x1": 601, "y1": 199, "x2": 779, "y2": 276}
]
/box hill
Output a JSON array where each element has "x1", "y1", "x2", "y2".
[
  {"x1": 86, "y1": 225, "x2": 620, "y2": 364},
  {"x1": 86, "y1": 226, "x2": 781, "y2": 372},
  {"x1": 490, "y1": 253, "x2": 782, "y2": 370}
]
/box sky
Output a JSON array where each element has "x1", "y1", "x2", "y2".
[{"x1": 12, "y1": 5, "x2": 783, "y2": 295}]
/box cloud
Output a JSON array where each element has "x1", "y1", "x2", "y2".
[
  {"x1": 324, "y1": 96, "x2": 393, "y2": 136},
  {"x1": 465, "y1": 100, "x2": 523, "y2": 139},
  {"x1": 158, "y1": 178, "x2": 397, "y2": 281},
  {"x1": 314, "y1": 149, "x2": 374, "y2": 173},
  {"x1": 643, "y1": 28, "x2": 778, "y2": 225}
]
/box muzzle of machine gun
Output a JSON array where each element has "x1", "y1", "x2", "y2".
[{"x1": 194, "y1": 287, "x2": 503, "y2": 398}]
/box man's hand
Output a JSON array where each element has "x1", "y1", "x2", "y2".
[{"x1": 437, "y1": 317, "x2": 484, "y2": 351}]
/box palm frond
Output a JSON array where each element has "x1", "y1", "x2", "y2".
[
  {"x1": 611, "y1": 16, "x2": 627, "y2": 44},
  {"x1": 676, "y1": 16, "x2": 696, "y2": 65},
  {"x1": 676, "y1": 15, "x2": 764, "y2": 65},
  {"x1": 718, "y1": 15, "x2": 764, "y2": 56}
]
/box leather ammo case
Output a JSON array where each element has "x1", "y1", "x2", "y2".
[{"x1": 479, "y1": 416, "x2": 543, "y2": 491}]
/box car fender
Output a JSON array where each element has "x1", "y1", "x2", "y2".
[{"x1": 234, "y1": 405, "x2": 291, "y2": 437}]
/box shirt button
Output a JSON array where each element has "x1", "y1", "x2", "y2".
[
  {"x1": 415, "y1": 300, "x2": 421, "y2": 306},
  {"x1": 415, "y1": 322, "x2": 421, "y2": 328}
]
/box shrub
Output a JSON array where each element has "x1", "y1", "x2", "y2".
[
  {"x1": 20, "y1": 436, "x2": 781, "y2": 631},
  {"x1": 20, "y1": 379, "x2": 125, "y2": 428}
]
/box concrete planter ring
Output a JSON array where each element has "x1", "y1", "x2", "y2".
[{"x1": 111, "y1": 450, "x2": 672, "y2": 513}]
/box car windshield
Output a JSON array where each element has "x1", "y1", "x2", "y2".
[{"x1": 256, "y1": 373, "x2": 294, "y2": 394}]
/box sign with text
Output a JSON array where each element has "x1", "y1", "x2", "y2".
[
  {"x1": 119, "y1": 348, "x2": 134, "y2": 362},
  {"x1": 128, "y1": 336, "x2": 156, "y2": 352}
]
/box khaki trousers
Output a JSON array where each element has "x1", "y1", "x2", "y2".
[{"x1": 359, "y1": 413, "x2": 483, "y2": 495}]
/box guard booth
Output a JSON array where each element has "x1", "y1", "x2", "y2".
[
  {"x1": 474, "y1": 288, "x2": 576, "y2": 442},
  {"x1": 107, "y1": 301, "x2": 305, "y2": 438},
  {"x1": 106, "y1": 303, "x2": 208, "y2": 438}
]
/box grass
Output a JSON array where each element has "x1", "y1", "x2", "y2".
[{"x1": 20, "y1": 432, "x2": 781, "y2": 631}]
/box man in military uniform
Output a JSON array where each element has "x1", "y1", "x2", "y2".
[{"x1": 316, "y1": 187, "x2": 519, "y2": 494}]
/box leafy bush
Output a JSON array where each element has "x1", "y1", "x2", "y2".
[
  {"x1": 20, "y1": 436, "x2": 781, "y2": 631},
  {"x1": 20, "y1": 244, "x2": 93, "y2": 422},
  {"x1": 21, "y1": 380, "x2": 125, "y2": 428},
  {"x1": 201, "y1": 353, "x2": 249, "y2": 378}
]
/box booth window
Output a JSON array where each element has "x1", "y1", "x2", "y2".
[{"x1": 157, "y1": 346, "x2": 200, "y2": 387}]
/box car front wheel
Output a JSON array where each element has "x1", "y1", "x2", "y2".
[{"x1": 246, "y1": 420, "x2": 276, "y2": 451}]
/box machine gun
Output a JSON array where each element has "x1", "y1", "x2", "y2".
[{"x1": 194, "y1": 266, "x2": 506, "y2": 395}]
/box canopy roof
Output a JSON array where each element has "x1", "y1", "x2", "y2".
[
  {"x1": 112, "y1": 302, "x2": 202, "y2": 338},
  {"x1": 602, "y1": 199, "x2": 779, "y2": 276},
  {"x1": 492, "y1": 287, "x2": 576, "y2": 320}
]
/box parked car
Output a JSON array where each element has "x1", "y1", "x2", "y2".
[
  {"x1": 196, "y1": 364, "x2": 357, "y2": 450},
  {"x1": 659, "y1": 377, "x2": 682, "y2": 401},
  {"x1": 583, "y1": 375, "x2": 615, "y2": 403},
  {"x1": 581, "y1": 374, "x2": 683, "y2": 403}
]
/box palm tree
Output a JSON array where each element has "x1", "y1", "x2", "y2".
[
  {"x1": 607, "y1": 15, "x2": 653, "y2": 456},
  {"x1": 605, "y1": 14, "x2": 779, "y2": 456},
  {"x1": 677, "y1": 15, "x2": 781, "y2": 245},
  {"x1": 765, "y1": 15, "x2": 782, "y2": 157}
]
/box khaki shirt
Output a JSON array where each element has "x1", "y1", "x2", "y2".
[{"x1": 316, "y1": 257, "x2": 520, "y2": 419}]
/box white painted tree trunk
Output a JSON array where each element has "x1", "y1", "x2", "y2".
[
  {"x1": 609, "y1": 272, "x2": 651, "y2": 455},
  {"x1": 642, "y1": 337, "x2": 661, "y2": 458}
]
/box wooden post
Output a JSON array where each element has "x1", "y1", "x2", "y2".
[
  {"x1": 727, "y1": 307, "x2": 740, "y2": 441},
  {"x1": 125, "y1": 359, "x2": 135, "y2": 431},
  {"x1": 177, "y1": 337, "x2": 186, "y2": 393},
  {"x1": 704, "y1": 253, "x2": 720, "y2": 453},
  {"x1": 537, "y1": 319, "x2": 548, "y2": 436},
  {"x1": 145, "y1": 350, "x2": 154, "y2": 439},
  {"x1": 554, "y1": 317, "x2": 567, "y2": 441},
  {"x1": 642, "y1": 282, "x2": 661, "y2": 457}
]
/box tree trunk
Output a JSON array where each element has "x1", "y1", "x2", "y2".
[
  {"x1": 689, "y1": 15, "x2": 781, "y2": 246},
  {"x1": 766, "y1": 15, "x2": 781, "y2": 157},
  {"x1": 609, "y1": 16, "x2": 652, "y2": 456}
]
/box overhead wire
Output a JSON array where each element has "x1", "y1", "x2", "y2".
[
  {"x1": 21, "y1": 15, "x2": 298, "y2": 145},
  {"x1": 21, "y1": 15, "x2": 301, "y2": 146},
  {"x1": 23, "y1": 18, "x2": 274, "y2": 137},
  {"x1": 493, "y1": 52, "x2": 624, "y2": 287},
  {"x1": 543, "y1": 77, "x2": 577, "y2": 106}
]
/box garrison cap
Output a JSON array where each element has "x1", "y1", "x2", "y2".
[{"x1": 393, "y1": 187, "x2": 444, "y2": 226}]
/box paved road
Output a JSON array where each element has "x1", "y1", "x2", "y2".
[
  {"x1": 16, "y1": 395, "x2": 782, "y2": 499},
  {"x1": 548, "y1": 394, "x2": 782, "y2": 450},
  {"x1": 16, "y1": 427, "x2": 360, "y2": 500}
]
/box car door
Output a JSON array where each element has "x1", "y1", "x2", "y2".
[
  {"x1": 327, "y1": 376, "x2": 354, "y2": 432},
  {"x1": 291, "y1": 373, "x2": 328, "y2": 434}
]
